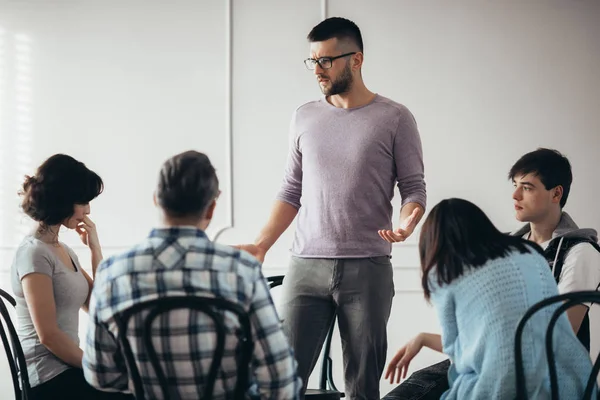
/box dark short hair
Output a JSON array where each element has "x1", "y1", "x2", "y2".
[
  {"x1": 419, "y1": 198, "x2": 544, "y2": 300},
  {"x1": 508, "y1": 148, "x2": 572, "y2": 208},
  {"x1": 156, "y1": 150, "x2": 219, "y2": 219},
  {"x1": 20, "y1": 154, "x2": 103, "y2": 225},
  {"x1": 307, "y1": 17, "x2": 363, "y2": 52}
]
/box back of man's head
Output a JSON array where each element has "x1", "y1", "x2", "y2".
[
  {"x1": 508, "y1": 148, "x2": 573, "y2": 208},
  {"x1": 156, "y1": 150, "x2": 219, "y2": 220}
]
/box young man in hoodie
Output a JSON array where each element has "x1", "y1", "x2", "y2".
[
  {"x1": 510, "y1": 147, "x2": 600, "y2": 349},
  {"x1": 382, "y1": 148, "x2": 600, "y2": 400}
]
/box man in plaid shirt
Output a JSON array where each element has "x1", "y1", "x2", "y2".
[{"x1": 82, "y1": 150, "x2": 301, "y2": 399}]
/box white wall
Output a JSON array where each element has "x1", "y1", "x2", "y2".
[{"x1": 0, "y1": 0, "x2": 599, "y2": 397}]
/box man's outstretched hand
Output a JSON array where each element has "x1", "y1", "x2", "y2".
[
  {"x1": 234, "y1": 244, "x2": 267, "y2": 263},
  {"x1": 378, "y1": 207, "x2": 420, "y2": 243}
]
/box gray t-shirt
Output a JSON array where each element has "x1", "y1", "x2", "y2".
[
  {"x1": 11, "y1": 236, "x2": 89, "y2": 387},
  {"x1": 277, "y1": 94, "x2": 427, "y2": 258}
]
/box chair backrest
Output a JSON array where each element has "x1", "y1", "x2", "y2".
[
  {"x1": 0, "y1": 288, "x2": 17, "y2": 307},
  {"x1": 0, "y1": 288, "x2": 31, "y2": 400},
  {"x1": 114, "y1": 295, "x2": 253, "y2": 400},
  {"x1": 266, "y1": 275, "x2": 284, "y2": 290},
  {"x1": 515, "y1": 290, "x2": 600, "y2": 400}
]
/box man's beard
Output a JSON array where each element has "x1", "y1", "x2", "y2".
[{"x1": 319, "y1": 62, "x2": 353, "y2": 96}]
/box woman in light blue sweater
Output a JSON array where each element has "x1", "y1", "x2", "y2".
[{"x1": 385, "y1": 198, "x2": 595, "y2": 399}]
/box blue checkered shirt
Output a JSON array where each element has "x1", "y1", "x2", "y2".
[{"x1": 82, "y1": 227, "x2": 301, "y2": 399}]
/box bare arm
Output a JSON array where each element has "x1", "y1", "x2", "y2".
[
  {"x1": 237, "y1": 201, "x2": 298, "y2": 262},
  {"x1": 379, "y1": 202, "x2": 425, "y2": 243},
  {"x1": 385, "y1": 332, "x2": 443, "y2": 384},
  {"x1": 566, "y1": 304, "x2": 588, "y2": 334},
  {"x1": 556, "y1": 243, "x2": 600, "y2": 334},
  {"x1": 420, "y1": 332, "x2": 443, "y2": 352},
  {"x1": 76, "y1": 216, "x2": 102, "y2": 278},
  {"x1": 237, "y1": 111, "x2": 301, "y2": 262},
  {"x1": 75, "y1": 216, "x2": 103, "y2": 312},
  {"x1": 22, "y1": 273, "x2": 84, "y2": 368},
  {"x1": 256, "y1": 201, "x2": 298, "y2": 251},
  {"x1": 90, "y1": 248, "x2": 103, "y2": 278},
  {"x1": 400, "y1": 202, "x2": 424, "y2": 231}
]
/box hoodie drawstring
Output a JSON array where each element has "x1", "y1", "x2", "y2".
[{"x1": 551, "y1": 237, "x2": 565, "y2": 277}]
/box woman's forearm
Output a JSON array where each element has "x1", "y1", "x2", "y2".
[
  {"x1": 40, "y1": 329, "x2": 84, "y2": 368},
  {"x1": 90, "y1": 248, "x2": 103, "y2": 279},
  {"x1": 420, "y1": 333, "x2": 443, "y2": 353}
]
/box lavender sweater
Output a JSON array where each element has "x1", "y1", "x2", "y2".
[{"x1": 277, "y1": 95, "x2": 426, "y2": 258}]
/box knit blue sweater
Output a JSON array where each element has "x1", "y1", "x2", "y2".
[{"x1": 430, "y1": 248, "x2": 595, "y2": 399}]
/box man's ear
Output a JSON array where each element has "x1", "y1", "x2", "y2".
[
  {"x1": 204, "y1": 199, "x2": 217, "y2": 220},
  {"x1": 552, "y1": 185, "x2": 564, "y2": 204},
  {"x1": 352, "y1": 52, "x2": 364, "y2": 71}
]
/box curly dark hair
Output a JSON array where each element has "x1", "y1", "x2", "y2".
[{"x1": 20, "y1": 154, "x2": 103, "y2": 226}]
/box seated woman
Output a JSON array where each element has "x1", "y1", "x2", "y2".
[
  {"x1": 384, "y1": 198, "x2": 595, "y2": 399},
  {"x1": 11, "y1": 154, "x2": 132, "y2": 400}
]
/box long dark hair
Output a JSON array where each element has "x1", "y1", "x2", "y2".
[{"x1": 419, "y1": 198, "x2": 544, "y2": 300}]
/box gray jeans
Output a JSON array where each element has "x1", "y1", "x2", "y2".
[{"x1": 280, "y1": 256, "x2": 395, "y2": 400}]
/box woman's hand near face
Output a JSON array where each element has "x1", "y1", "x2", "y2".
[
  {"x1": 75, "y1": 216, "x2": 100, "y2": 251},
  {"x1": 76, "y1": 216, "x2": 103, "y2": 278}
]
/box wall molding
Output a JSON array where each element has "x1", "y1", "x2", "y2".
[
  {"x1": 212, "y1": 0, "x2": 234, "y2": 242},
  {"x1": 321, "y1": 0, "x2": 328, "y2": 20},
  {"x1": 211, "y1": 0, "x2": 330, "y2": 242}
]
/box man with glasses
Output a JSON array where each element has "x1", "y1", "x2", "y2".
[{"x1": 238, "y1": 17, "x2": 426, "y2": 399}]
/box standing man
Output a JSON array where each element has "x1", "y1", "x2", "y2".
[{"x1": 238, "y1": 17, "x2": 426, "y2": 399}]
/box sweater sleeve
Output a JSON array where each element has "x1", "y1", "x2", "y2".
[
  {"x1": 393, "y1": 107, "x2": 426, "y2": 210},
  {"x1": 430, "y1": 283, "x2": 458, "y2": 358},
  {"x1": 275, "y1": 110, "x2": 302, "y2": 209}
]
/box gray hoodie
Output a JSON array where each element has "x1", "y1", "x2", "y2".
[
  {"x1": 512, "y1": 211, "x2": 599, "y2": 350},
  {"x1": 512, "y1": 212, "x2": 598, "y2": 244},
  {"x1": 512, "y1": 212, "x2": 598, "y2": 275}
]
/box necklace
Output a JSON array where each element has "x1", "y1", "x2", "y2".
[{"x1": 34, "y1": 228, "x2": 61, "y2": 247}]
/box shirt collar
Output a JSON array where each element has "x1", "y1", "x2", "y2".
[{"x1": 148, "y1": 226, "x2": 208, "y2": 240}]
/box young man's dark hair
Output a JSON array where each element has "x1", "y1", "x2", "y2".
[
  {"x1": 156, "y1": 150, "x2": 219, "y2": 218},
  {"x1": 307, "y1": 17, "x2": 363, "y2": 52},
  {"x1": 508, "y1": 148, "x2": 572, "y2": 208}
]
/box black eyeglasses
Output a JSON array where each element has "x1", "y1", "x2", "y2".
[{"x1": 304, "y1": 52, "x2": 357, "y2": 70}]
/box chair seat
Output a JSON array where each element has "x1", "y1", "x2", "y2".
[{"x1": 305, "y1": 388, "x2": 342, "y2": 400}]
